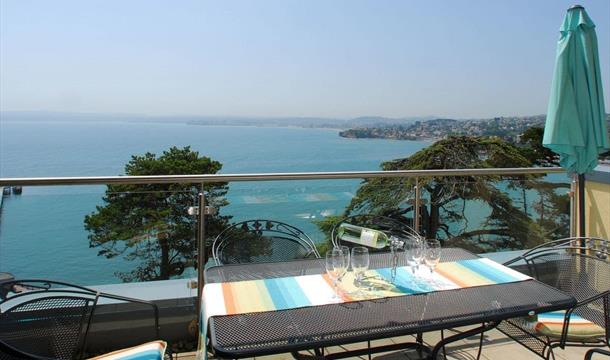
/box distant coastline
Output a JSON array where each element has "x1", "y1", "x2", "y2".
[
  {"x1": 0, "y1": 111, "x2": 432, "y2": 130},
  {"x1": 339, "y1": 115, "x2": 610, "y2": 143},
  {"x1": 3, "y1": 112, "x2": 608, "y2": 142},
  {"x1": 339, "y1": 129, "x2": 438, "y2": 141}
]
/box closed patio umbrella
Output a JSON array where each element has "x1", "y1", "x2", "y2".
[{"x1": 543, "y1": 5, "x2": 609, "y2": 237}]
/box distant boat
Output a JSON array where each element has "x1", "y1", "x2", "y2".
[
  {"x1": 2, "y1": 187, "x2": 10, "y2": 196},
  {"x1": 11, "y1": 186, "x2": 22, "y2": 195}
]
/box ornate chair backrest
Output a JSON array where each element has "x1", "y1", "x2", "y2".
[
  {"x1": 212, "y1": 219, "x2": 320, "y2": 265},
  {"x1": 0, "y1": 283, "x2": 99, "y2": 360}
]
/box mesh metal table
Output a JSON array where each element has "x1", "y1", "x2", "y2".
[{"x1": 205, "y1": 248, "x2": 576, "y2": 359}]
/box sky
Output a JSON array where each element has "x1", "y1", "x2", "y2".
[{"x1": 0, "y1": 0, "x2": 609, "y2": 119}]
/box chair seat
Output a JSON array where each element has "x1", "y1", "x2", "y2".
[
  {"x1": 535, "y1": 311, "x2": 605, "y2": 341},
  {"x1": 87, "y1": 341, "x2": 167, "y2": 360}
]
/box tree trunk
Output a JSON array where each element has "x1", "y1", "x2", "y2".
[
  {"x1": 522, "y1": 186, "x2": 528, "y2": 216},
  {"x1": 539, "y1": 193, "x2": 545, "y2": 223},
  {"x1": 160, "y1": 238, "x2": 170, "y2": 279},
  {"x1": 429, "y1": 203, "x2": 440, "y2": 239}
]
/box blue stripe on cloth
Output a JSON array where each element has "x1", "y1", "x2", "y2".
[
  {"x1": 538, "y1": 311, "x2": 588, "y2": 322},
  {"x1": 276, "y1": 277, "x2": 311, "y2": 308},
  {"x1": 457, "y1": 259, "x2": 516, "y2": 284},
  {"x1": 264, "y1": 278, "x2": 290, "y2": 310},
  {"x1": 395, "y1": 267, "x2": 435, "y2": 293},
  {"x1": 375, "y1": 268, "x2": 420, "y2": 294},
  {"x1": 116, "y1": 349, "x2": 163, "y2": 360},
  {"x1": 539, "y1": 311, "x2": 566, "y2": 319}
]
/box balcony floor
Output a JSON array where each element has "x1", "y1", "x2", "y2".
[{"x1": 176, "y1": 328, "x2": 603, "y2": 359}]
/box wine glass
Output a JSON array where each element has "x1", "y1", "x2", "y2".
[
  {"x1": 338, "y1": 245, "x2": 351, "y2": 270},
  {"x1": 404, "y1": 236, "x2": 424, "y2": 273},
  {"x1": 351, "y1": 247, "x2": 369, "y2": 292},
  {"x1": 424, "y1": 239, "x2": 441, "y2": 273},
  {"x1": 326, "y1": 248, "x2": 346, "y2": 299}
]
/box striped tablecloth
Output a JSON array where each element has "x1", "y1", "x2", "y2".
[{"x1": 197, "y1": 257, "x2": 531, "y2": 359}]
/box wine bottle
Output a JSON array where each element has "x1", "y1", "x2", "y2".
[{"x1": 337, "y1": 223, "x2": 388, "y2": 249}]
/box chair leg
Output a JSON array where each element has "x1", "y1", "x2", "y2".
[
  {"x1": 291, "y1": 350, "x2": 324, "y2": 360},
  {"x1": 475, "y1": 330, "x2": 484, "y2": 360},
  {"x1": 543, "y1": 342, "x2": 557, "y2": 360},
  {"x1": 440, "y1": 326, "x2": 486, "y2": 360},
  {"x1": 585, "y1": 348, "x2": 610, "y2": 360},
  {"x1": 416, "y1": 332, "x2": 425, "y2": 358},
  {"x1": 439, "y1": 329, "x2": 447, "y2": 360}
]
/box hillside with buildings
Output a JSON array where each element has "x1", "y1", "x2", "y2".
[{"x1": 339, "y1": 114, "x2": 610, "y2": 142}]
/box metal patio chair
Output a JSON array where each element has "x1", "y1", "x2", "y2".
[
  {"x1": 497, "y1": 237, "x2": 609, "y2": 359},
  {"x1": 211, "y1": 219, "x2": 320, "y2": 265},
  {"x1": 0, "y1": 279, "x2": 160, "y2": 360}
]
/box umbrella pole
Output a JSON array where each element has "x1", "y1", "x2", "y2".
[{"x1": 578, "y1": 173, "x2": 586, "y2": 248}]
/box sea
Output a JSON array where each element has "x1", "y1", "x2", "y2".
[{"x1": 0, "y1": 120, "x2": 431, "y2": 285}]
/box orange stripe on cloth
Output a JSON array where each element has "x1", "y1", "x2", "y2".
[
  {"x1": 221, "y1": 283, "x2": 237, "y2": 315},
  {"x1": 434, "y1": 265, "x2": 471, "y2": 288},
  {"x1": 435, "y1": 262, "x2": 493, "y2": 288},
  {"x1": 321, "y1": 273, "x2": 353, "y2": 302},
  {"x1": 539, "y1": 321, "x2": 593, "y2": 325}
]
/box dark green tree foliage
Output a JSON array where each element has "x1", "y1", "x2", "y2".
[
  {"x1": 516, "y1": 127, "x2": 570, "y2": 239},
  {"x1": 343, "y1": 136, "x2": 558, "y2": 252},
  {"x1": 84, "y1": 146, "x2": 229, "y2": 282},
  {"x1": 531, "y1": 182, "x2": 570, "y2": 240},
  {"x1": 518, "y1": 127, "x2": 560, "y2": 166}
]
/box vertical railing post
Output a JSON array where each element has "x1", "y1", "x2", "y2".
[
  {"x1": 196, "y1": 186, "x2": 206, "y2": 310},
  {"x1": 569, "y1": 175, "x2": 576, "y2": 238},
  {"x1": 414, "y1": 177, "x2": 421, "y2": 235}
]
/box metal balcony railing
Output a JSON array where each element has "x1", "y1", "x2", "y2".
[{"x1": 0, "y1": 166, "x2": 570, "y2": 307}]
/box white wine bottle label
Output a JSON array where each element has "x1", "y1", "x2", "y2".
[{"x1": 360, "y1": 229, "x2": 379, "y2": 248}]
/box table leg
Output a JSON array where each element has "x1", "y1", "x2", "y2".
[
  {"x1": 427, "y1": 322, "x2": 498, "y2": 360},
  {"x1": 416, "y1": 332, "x2": 424, "y2": 358},
  {"x1": 291, "y1": 341, "x2": 431, "y2": 360}
]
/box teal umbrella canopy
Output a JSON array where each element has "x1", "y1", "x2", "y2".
[{"x1": 543, "y1": 5, "x2": 609, "y2": 174}]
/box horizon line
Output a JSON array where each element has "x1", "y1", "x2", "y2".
[{"x1": 0, "y1": 110, "x2": 559, "y2": 122}]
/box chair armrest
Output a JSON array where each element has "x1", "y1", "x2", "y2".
[
  {"x1": 503, "y1": 237, "x2": 609, "y2": 267},
  {"x1": 98, "y1": 292, "x2": 160, "y2": 338},
  {"x1": 571, "y1": 290, "x2": 610, "y2": 309},
  {"x1": 502, "y1": 255, "x2": 524, "y2": 267},
  {"x1": 503, "y1": 239, "x2": 571, "y2": 265}
]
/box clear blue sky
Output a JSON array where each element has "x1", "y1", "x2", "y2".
[{"x1": 1, "y1": 0, "x2": 609, "y2": 119}]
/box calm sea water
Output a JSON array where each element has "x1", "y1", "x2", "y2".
[{"x1": 0, "y1": 120, "x2": 430, "y2": 284}]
